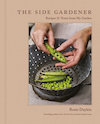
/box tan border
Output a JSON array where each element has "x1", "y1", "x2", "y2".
[
  {"x1": 0, "y1": 0, "x2": 6, "y2": 124},
  {"x1": 2, "y1": 0, "x2": 100, "y2": 124}
]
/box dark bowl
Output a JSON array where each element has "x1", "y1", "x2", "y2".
[{"x1": 29, "y1": 39, "x2": 91, "y2": 101}]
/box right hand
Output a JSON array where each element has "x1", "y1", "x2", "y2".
[
  {"x1": 55, "y1": 27, "x2": 91, "y2": 69},
  {"x1": 32, "y1": 23, "x2": 55, "y2": 53}
]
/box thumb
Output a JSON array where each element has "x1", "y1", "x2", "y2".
[
  {"x1": 56, "y1": 39, "x2": 74, "y2": 52},
  {"x1": 48, "y1": 30, "x2": 55, "y2": 48}
]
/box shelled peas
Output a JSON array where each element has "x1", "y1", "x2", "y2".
[{"x1": 41, "y1": 76, "x2": 72, "y2": 90}]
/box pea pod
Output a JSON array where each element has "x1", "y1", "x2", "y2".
[
  {"x1": 35, "y1": 75, "x2": 66, "y2": 82},
  {"x1": 40, "y1": 75, "x2": 58, "y2": 79},
  {"x1": 41, "y1": 71, "x2": 67, "y2": 76},
  {"x1": 45, "y1": 42, "x2": 67, "y2": 63}
]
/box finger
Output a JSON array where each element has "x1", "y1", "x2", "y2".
[
  {"x1": 55, "y1": 58, "x2": 73, "y2": 68},
  {"x1": 62, "y1": 52, "x2": 81, "y2": 69},
  {"x1": 32, "y1": 36, "x2": 40, "y2": 50},
  {"x1": 48, "y1": 30, "x2": 55, "y2": 48},
  {"x1": 39, "y1": 44, "x2": 50, "y2": 54},
  {"x1": 62, "y1": 60, "x2": 77, "y2": 69},
  {"x1": 55, "y1": 57, "x2": 73, "y2": 68},
  {"x1": 63, "y1": 51, "x2": 73, "y2": 56},
  {"x1": 33, "y1": 32, "x2": 50, "y2": 53},
  {"x1": 37, "y1": 46, "x2": 40, "y2": 50},
  {"x1": 31, "y1": 35, "x2": 40, "y2": 50},
  {"x1": 55, "y1": 63, "x2": 66, "y2": 67},
  {"x1": 53, "y1": 57, "x2": 56, "y2": 60},
  {"x1": 36, "y1": 39, "x2": 50, "y2": 54},
  {"x1": 56, "y1": 39, "x2": 74, "y2": 52},
  {"x1": 31, "y1": 35, "x2": 35, "y2": 42},
  {"x1": 66, "y1": 56, "x2": 74, "y2": 61}
]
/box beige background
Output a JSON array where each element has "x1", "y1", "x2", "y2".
[
  {"x1": 0, "y1": 0, "x2": 6, "y2": 124},
  {"x1": 1, "y1": 0, "x2": 100, "y2": 123}
]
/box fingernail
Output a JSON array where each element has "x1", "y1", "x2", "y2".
[
  {"x1": 50, "y1": 44, "x2": 54, "y2": 48},
  {"x1": 37, "y1": 47, "x2": 40, "y2": 50},
  {"x1": 56, "y1": 48, "x2": 60, "y2": 51}
]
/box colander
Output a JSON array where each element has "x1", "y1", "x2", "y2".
[{"x1": 29, "y1": 39, "x2": 91, "y2": 102}]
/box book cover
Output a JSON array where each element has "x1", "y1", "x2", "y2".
[{"x1": 1, "y1": 0, "x2": 100, "y2": 124}]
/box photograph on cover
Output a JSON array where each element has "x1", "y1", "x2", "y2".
[{"x1": 28, "y1": 23, "x2": 92, "y2": 105}]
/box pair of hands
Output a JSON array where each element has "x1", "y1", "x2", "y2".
[{"x1": 32, "y1": 23, "x2": 91, "y2": 69}]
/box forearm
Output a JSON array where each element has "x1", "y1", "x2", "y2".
[{"x1": 81, "y1": 26, "x2": 92, "y2": 46}]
